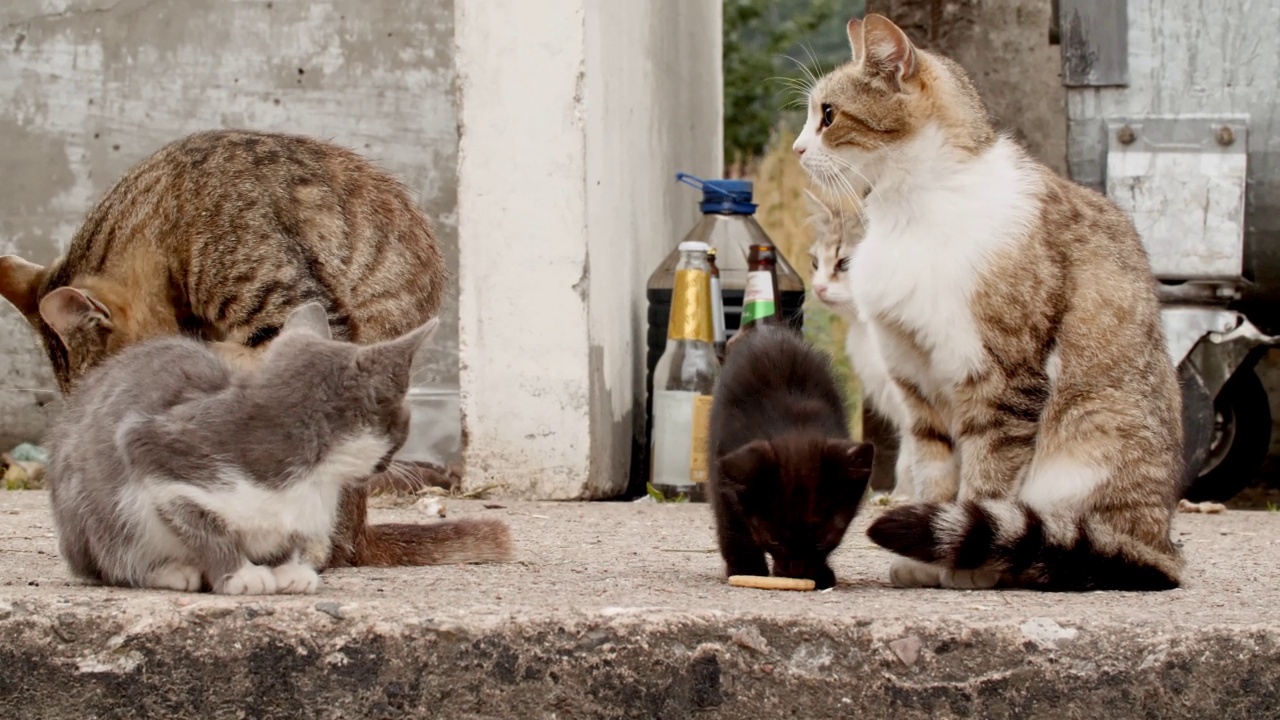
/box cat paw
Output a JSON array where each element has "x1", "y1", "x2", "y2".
[
  {"x1": 272, "y1": 562, "x2": 320, "y2": 594},
  {"x1": 217, "y1": 563, "x2": 279, "y2": 595},
  {"x1": 889, "y1": 558, "x2": 944, "y2": 588},
  {"x1": 940, "y1": 567, "x2": 1000, "y2": 590},
  {"x1": 148, "y1": 563, "x2": 203, "y2": 592}
]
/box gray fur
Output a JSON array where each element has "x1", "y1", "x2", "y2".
[{"x1": 45, "y1": 302, "x2": 438, "y2": 594}]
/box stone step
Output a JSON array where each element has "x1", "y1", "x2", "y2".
[{"x1": 2, "y1": 492, "x2": 1276, "y2": 719}]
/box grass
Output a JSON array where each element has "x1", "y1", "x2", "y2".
[{"x1": 742, "y1": 124, "x2": 864, "y2": 441}]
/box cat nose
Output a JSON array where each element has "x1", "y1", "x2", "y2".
[
  {"x1": 795, "y1": 146, "x2": 806, "y2": 158},
  {"x1": 814, "y1": 284, "x2": 828, "y2": 298},
  {"x1": 793, "y1": 138, "x2": 807, "y2": 157}
]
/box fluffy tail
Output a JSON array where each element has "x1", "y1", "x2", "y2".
[
  {"x1": 355, "y1": 518, "x2": 514, "y2": 566},
  {"x1": 866, "y1": 500, "x2": 1181, "y2": 591}
]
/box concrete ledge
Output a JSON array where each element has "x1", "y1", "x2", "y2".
[{"x1": 2, "y1": 492, "x2": 1278, "y2": 719}]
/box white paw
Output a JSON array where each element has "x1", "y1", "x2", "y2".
[
  {"x1": 272, "y1": 562, "x2": 320, "y2": 594},
  {"x1": 217, "y1": 563, "x2": 279, "y2": 595},
  {"x1": 889, "y1": 558, "x2": 944, "y2": 588},
  {"x1": 941, "y1": 567, "x2": 1000, "y2": 590},
  {"x1": 148, "y1": 563, "x2": 203, "y2": 592}
]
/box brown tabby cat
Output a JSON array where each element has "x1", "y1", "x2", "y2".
[
  {"x1": 792, "y1": 14, "x2": 1183, "y2": 591},
  {"x1": 0, "y1": 129, "x2": 511, "y2": 569}
]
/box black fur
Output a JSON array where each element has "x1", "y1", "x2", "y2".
[{"x1": 708, "y1": 326, "x2": 874, "y2": 590}]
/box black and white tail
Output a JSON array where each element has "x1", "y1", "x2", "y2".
[{"x1": 866, "y1": 500, "x2": 1181, "y2": 591}]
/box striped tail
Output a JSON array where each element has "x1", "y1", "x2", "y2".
[{"x1": 866, "y1": 500, "x2": 1181, "y2": 591}]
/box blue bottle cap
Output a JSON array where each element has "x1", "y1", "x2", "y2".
[{"x1": 675, "y1": 173, "x2": 758, "y2": 215}]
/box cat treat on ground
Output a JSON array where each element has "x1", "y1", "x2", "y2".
[{"x1": 728, "y1": 575, "x2": 817, "y2": 591}]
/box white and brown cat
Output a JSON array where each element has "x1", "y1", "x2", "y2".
[{"x1": 792, "y1": 14, "x2": 1183, "y2": 591}]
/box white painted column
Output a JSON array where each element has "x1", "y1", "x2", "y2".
[{"x1": 455, "y1": 0, "x2": 722, "y2": 499}]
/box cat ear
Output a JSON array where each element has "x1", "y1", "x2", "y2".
[
  {"x1": 803, "y1": 188, "x2": 836, "y2": 223},
  {"x1": 717, "y1": 440, "x2": 777, "y2": 488},
  {"x1": 39, "y1": 286, "x2": 112, "y2": 342},
  {"x1": 0, "y1": 255, "x2": 49, "y2": 317},
  {"x1": 861, "y1": 14, "x2": 919, "y2": 89},
  {"x1": 847, "y1": 16, "x2": 866, "y2": 63},
  {"x1": 356, "y1": 317, "x2": 440, "y2": 381},
  {"x1": 821, "y1": 440, "x2": 875, "y2": 502},
  {"x1": 279, "y1": 302, "x2": 332, "y2": 341}
]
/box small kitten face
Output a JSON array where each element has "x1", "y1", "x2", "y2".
[
  {"x1": 804, "y1": 191, "x2": 862, "y2": 319},
  {"x1": 791, "y1": 14, "x2": 993, "y2": 197},
  {"x1": 718, "y1": 435, "x2": 873, "y2": 588}
]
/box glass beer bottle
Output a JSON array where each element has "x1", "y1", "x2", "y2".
[
  {"x1": 741, "y1": 242, "x2": 780, "y2": 331},
  {"x1": 650, "y1": 241, "x2": 719, "y2": 502}
]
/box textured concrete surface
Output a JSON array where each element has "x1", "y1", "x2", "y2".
[{"x1": 2, "y1": 490, "x2": 1279, "y2": 719}]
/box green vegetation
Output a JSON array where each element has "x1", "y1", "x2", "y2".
[{"x1": 723, "y1": 0, "x2": 866, "y2": 165}]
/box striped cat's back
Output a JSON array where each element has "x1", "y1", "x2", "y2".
[{"x1": 1, "y1": 129, "x2": 447, "y2": 392}]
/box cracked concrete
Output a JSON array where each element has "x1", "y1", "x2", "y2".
[{"x1": 2, "y1": 490, "x2": 1279, "y2": 718}]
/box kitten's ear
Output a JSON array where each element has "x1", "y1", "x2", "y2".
[
  {"x1": 822, "y1": 440, "x2": 874, "y2": 501},
  {"x1": 279, "y1": 302, "x2": 332, "y2": 341},
  {"x1": 0, "y1": 255, "x2": 49, "y2": 317},
  {"x1": 39, "y1": 286, "x2": 112, "y2": 342},
  {"x1": 717, "y1": 440, "x2": 777, "y2": 489},
  {"x1": 356, "y1": 317, "x2": 440, "y2": 382},
  {"x1": 861, "y1": 14, "x2": 919, "y2": 89},
  {"x1": 804, "y1": 188, "x2": 836, "y2": 224}
]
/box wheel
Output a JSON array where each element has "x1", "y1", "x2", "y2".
[{"x1": 1182, "y1": 367, "x2": 1273, "y2": 503}]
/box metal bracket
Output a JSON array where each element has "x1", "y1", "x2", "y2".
[{"x1": 1106, "y1": 116, "x2": 1249, "y2": 282}]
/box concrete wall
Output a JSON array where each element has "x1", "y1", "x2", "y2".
[
  {"x1": 456, "y1": 0, "x2": 722, "y2": 498},
  {"x1": 0, "y1": 0, "x2": 462, "y2": 459}
]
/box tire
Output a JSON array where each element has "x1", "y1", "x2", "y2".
[{"x1": 1182, "y1": 367, "x2": 1273, "y2": 503}]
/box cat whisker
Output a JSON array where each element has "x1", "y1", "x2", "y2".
[
  {"x1": 824, "y1": 154, "x2": 881, "y2": 211},
  {"x1": 781, "y1": 54, "x2": 820, "y2": 94},
  {"x1": 0, "y1": 386, "x2": 60, "y2": 395}
]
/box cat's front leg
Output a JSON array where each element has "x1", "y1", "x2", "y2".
[
  {"x1": 951, "y1": 371, "x2": 1039, "y2": 502},
  {"x1": 892, "y1": 379, "x2": 958, "y2": 503},
  {"x1": 271, "y1": 539, "x2": 329, "y2": 594},
  {"x1": 156, "y1": 497, "x2": 272, "y2": 594}
]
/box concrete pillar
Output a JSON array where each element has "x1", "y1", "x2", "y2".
[{"x1": 455, "y1": 1, "x2": 723, "y2": 498}]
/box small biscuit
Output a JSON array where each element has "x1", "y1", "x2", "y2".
[{"x1": 727, "y1": 575, "x2": 816, "y2": 591}]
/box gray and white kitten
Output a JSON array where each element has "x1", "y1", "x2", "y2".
[{"x1": 46, "y1": 302, "x2": 437, "y2": 595}]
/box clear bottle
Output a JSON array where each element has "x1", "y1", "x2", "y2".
[
  {"x1": 650, "y1": 240, "x2": 719, "y2": 502},
  {"x1": 706, "y1": 247, "x2": 727, "y2": 364}
]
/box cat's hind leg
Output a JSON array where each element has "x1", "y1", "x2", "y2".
[
  {"x1": 889, "y1": 558, "x2": 944, "y2": 588},
  {"x1": 146, "y1": 563, "x2": 203, "y2": 592}
]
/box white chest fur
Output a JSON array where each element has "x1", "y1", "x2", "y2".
[
  {"x1": 848, "y1": 133, "x2": 1041, "y2": 396},
  {"x1": 148, "y1": 432, "x2": 390, "y2": 561}
]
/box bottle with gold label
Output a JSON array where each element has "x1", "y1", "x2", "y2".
[{"x1": 650, "y1": 240, "x2": 719, "y2": 502}]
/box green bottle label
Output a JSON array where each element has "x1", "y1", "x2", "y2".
[{"x1": 741, "y1": 270, "x2": 776, "y2": 324}]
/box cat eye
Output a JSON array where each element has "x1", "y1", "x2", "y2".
[
  {"x1": 836, "y1": 258, "x2": 850, "y2": 272},
  {"x1": 810, "y1": 256, "x2": 819, "y2": 271},
  {"x1": 820, "y1": 103, "x2": 836, "y2": 128}
]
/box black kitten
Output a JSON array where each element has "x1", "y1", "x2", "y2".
[{"x1": 708, "y1": 325, "x2": 874, "y2": 589}]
